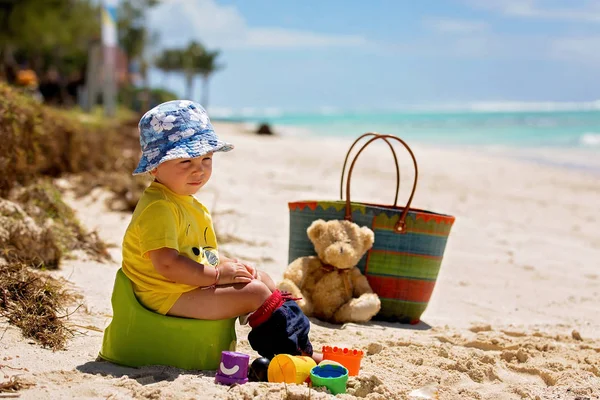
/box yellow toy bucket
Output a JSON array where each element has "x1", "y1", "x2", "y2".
[{"x1": 268, "y1": 355, "x2": 316, "y2": 384}]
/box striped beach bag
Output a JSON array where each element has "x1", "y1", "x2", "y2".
[{"x1": 288, "y1": 133, "x2": 455, "y2": 324}]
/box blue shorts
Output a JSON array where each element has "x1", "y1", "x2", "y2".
[{"x1": 248, "y1": 299, "x2": 313, "y2": 359}]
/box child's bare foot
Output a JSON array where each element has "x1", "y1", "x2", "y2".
[{"x1": 306, "y1": 351, "x2": 323, "y2": 364}]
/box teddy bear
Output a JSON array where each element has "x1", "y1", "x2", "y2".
[{"x1": 278, "y1": 219, "x2": 381, "y2": 324}]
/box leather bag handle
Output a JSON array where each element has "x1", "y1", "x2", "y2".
[
  {"x1": 340, "y1": 132, "x2": 400, "y2": 206},
  {"x1": 344, "y1": 134, "x2": 419, "y2": 233}
]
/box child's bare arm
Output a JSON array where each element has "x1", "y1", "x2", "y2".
[{"x1": 148, "y1": 248, "x2": 254, "y2": 286}]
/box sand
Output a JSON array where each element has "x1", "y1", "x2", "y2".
[{"x1": 1, "y1": 122, "x2": 599, "y2": 399}]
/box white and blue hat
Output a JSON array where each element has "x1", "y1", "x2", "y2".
[{"x1": 133, "y1": 100, "x2": 234, "y2": 175}]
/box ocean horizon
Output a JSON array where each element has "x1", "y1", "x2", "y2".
[{"x1": 213, "y1": 105, "x2": 600, "y2": 173}]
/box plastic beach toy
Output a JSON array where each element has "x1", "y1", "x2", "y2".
[
  {"x1": 322, "y1": 346, "x2": 364, "y2": 376},
  {"x1": 310, "y1": 364, "x2": 349, "y2": 395},
  {"x1": 215, "y1": 351, "x2": 249, "y2": 385},
  {"x1": 268, "y1": 354, "x2": 316, "y2": 384},
  {"x1": 99, "y1": 269, "x2": 237, "y2": 370},
  {"x1": 248, "y1": 357, "x2": 271, "y2": 382}
]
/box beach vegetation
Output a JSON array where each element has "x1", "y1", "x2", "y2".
[
  {"x1": 0, "y1": 259, "x2": 77, "y2": 350},
  {"x1": 0, "y1": 83, "x2": 137, "y2": 197},
  {"x1": 0, "y1": 84, "x2": 127, "y2": 351},
  {"x1": 0, "y1": 375, "x2": 35, "y2": 394},
  {"x1": 12, "y1": 180, "x2": 111, "y2": 261}
]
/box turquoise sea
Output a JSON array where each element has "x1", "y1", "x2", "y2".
[{"x1": 218, "y1": 108, "x2": 600, "y2": 172}]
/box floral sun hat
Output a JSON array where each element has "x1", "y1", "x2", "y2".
[{"x1": 133, "y1": 100, "x2": 234, "y2": 175}]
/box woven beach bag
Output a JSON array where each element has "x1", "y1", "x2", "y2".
[{"x1": 288, "y1": 133, "x2": 455, "y2": 324}]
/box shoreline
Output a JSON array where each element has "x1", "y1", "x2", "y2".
[{"x1": 219, "y1": 119, "x2": 600, "y2": 176}]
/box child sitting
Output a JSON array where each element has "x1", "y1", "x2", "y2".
[{"x1": 121, "y1": 100, "x2": 315, "y2": 361}]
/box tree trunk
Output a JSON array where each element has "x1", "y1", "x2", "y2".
[
  {"x1": 185, "y1": 72, "x2": 194, "y2": 100},
  {"x1": 140, "y1": 58, "x2": 150, "y2": 112},
  {"x1": 201, "y1": 73, "x2": 210, "y2": 109}
]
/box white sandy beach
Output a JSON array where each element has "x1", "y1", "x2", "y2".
[{"x1": 1, "y1": 122, "x2": 599, "y2": 399}]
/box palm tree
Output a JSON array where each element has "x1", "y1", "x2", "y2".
[
  {"x1": 196, "y1": 49, "x2": 222, "y2": 108},
  {"x1": 155, "y1": 41, "x2": 223, "y2": 106},
  {"x1": 155, "y1": 48, "x2": 182, "y2": 85},
  {"x1": 181, "y1": 42, "x2": 224, "y2": 106},
  {"x1": 181, "y1": 41, "x2": 204, "y2": 101}
]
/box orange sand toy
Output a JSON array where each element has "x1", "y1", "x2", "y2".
[{"x1": 322, "y1": 346, "x2": 364, "y2": 376}]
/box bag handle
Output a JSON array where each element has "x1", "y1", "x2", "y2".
[
  {"x1": 345, "y1": 134, "x2": 419, "y2": 233},
  {"x1": 340, "y1": 132, "x2": 401, "y2": 206}
]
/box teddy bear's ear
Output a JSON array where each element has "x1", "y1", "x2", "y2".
[
  {"x1": 360, "y1": 226, "x2": 375, "y2": 250},
  {"x1": 307, "y1": 219, "x2": 327, "y2": 240}
]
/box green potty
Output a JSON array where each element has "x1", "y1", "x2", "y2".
[{"x1": 99, "y1": 269, "x2": 236, "y2": 370}]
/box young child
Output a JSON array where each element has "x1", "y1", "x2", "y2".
[{"x1": 122, "y1": 100, "x2": 315, "y2": 361}]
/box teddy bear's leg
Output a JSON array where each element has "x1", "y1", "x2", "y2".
[
  {"x1": 277, "y1": 278, "x2": 313, "y2": 316},
  {"x1": 332, "y1": 293, "x2": 381, "y2": 323}
]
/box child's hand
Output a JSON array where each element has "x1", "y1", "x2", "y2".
[
  {"x1": 240, "y1": 260, "x2": 258, "y2": 278},
  {"x1": 218, "y1": 260, "x2": 255, "y2": 285},
  {"x1": 221, "y1": 257, "x2": 257, "y2": 279}
]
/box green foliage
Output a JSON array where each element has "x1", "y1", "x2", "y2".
[
  {"x1": 1, "y1": 0, "x2": 100, "y2": 76},
  {"x1": 154, "y1": 49, "x2": 183, "y2": 73},
  {"x1": 155, "y1": 41, "x2": 224, "y2": 105},
  {"x1": 1, "y1": 0, "x2": 158, "y2": 87},
  {"x1": 118, "y1": 0, "x2": 160, "y2": 82}
]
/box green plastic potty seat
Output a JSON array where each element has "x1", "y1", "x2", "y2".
[{"x1": 99, "y1": 268, "x2": 236, "y2": 370}]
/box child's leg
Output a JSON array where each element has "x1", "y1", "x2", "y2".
[
  {"x1": 167, "y1": 279, "x2": 271, "y2": 320},
  {"x1": 256, "y1": 269, "x2": 276, "y2": 292}
]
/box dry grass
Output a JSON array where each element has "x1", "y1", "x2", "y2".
[
  {"x1": 0, "y1": 261, "x2": 78, "y2": 350},
  {"x1": 0, "y1": 82, "x2": 140, "y2": 197},
  {"x1": 0, "y1": 180, "x2": 111, "y2": 350},
  {"x1": 12, "y1": 180, "x2": 112, "y2": 262},
  {"x1": 0, "y1": 375, "x2": 35, "y2": 394},
  {"x1": 0, "y1": 83, "x2": 130, "y2": 350}
]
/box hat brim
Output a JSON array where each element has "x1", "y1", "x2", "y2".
[{"x1": 133, "y1": 136, "x2": 234, "y2": 175}]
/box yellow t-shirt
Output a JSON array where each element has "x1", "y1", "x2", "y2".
[{"x1": 121, "y1": 181, "x2": 220, "y2": 314}]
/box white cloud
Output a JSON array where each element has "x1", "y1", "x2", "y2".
[
  {"x1": 149, "y1": 0, "x2": 370, "y2": 49},
  {"x1": 550, "y1": 36, "x2": 600, "y2": 63},
  {"x1": 423, "y1": 17, "x2": 489, "y2": 34},
  {"x1": 467, "y1": 0, "x2": 600, "y2": 22},
  {"x1": 147, "y1": 0, "x2": 600, "y2": 66}
]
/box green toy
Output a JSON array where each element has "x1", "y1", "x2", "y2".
[
  {"x1": 99, "y1": 269, "x2": 236, "y2": 370},
  {"x1": 310, "y1": 364, "x2": 349, "y2": 395}
]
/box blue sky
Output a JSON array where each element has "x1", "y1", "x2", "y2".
[{"x1": 146, "y1": 0, "x2": 600, "y2": 112}]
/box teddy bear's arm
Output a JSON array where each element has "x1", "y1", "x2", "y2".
[
  {"x1": 278, "y1": 278, "x2": 313, "y2": 316},
  {"x1": 278, "y1": 256, "x2": 321, "y2": 317},
  {"x1": 282, "y1": 256, "x2": 319, "y2": 286},
  {"x1": 350, "y1": 267, "x2": 375, "y2": 296}
]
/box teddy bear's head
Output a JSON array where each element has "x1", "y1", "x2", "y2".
[{"x1": 306, "y1": 219, "x2": 374, "y2": 270}]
